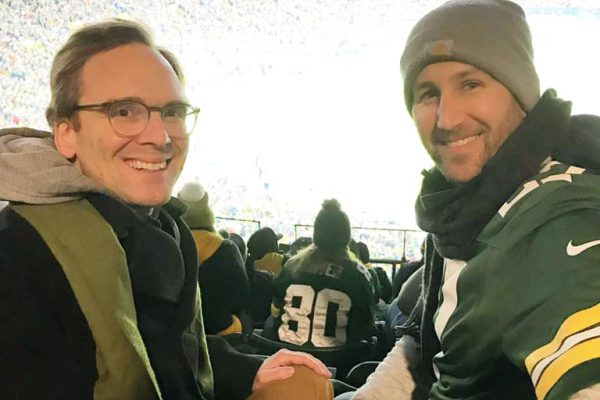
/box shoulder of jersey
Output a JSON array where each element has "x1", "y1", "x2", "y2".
[{"x1": 480, "y1": 162, "x2": 600, "y2": 247}]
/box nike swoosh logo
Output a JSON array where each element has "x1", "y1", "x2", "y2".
[{"x1": 566, "y1": 240, "x2": 600, "y2": 256}]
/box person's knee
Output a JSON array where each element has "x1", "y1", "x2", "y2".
[{"x1": 247, "y1": 365, "x2": 333, "y2": 400}]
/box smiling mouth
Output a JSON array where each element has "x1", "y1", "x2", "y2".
[
  {"x1": 125, "y1": 159, "x2": 168, "y2": 171},
  {"x1": 442, "y1": 133, "x2": 481, "y2": 148}
]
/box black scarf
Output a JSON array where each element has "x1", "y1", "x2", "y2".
[{"x1": 414, "y1": 90, "x2": 592, "y2": 260}]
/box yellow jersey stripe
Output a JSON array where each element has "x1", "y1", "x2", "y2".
[
  {"x1": 535, "y1": 336, "x2": 600, "y2": 400},
  {"x1": 531, "y1": 326, "x2": 600, "y2": 385},
  {"x1": 525, "y1": 303, "x2": 600, "y2": 373}
]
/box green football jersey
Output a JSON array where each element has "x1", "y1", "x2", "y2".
[{"x1": 431, "y1": 162, "x2": 600, "y2": 400}]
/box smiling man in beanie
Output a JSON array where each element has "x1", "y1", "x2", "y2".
[
  {"x1": 342, "y1": 1, "x2": 600, "y2": 399},
  {"x1": 267, "y1": 199, "x2": 375, "y2": 350}
]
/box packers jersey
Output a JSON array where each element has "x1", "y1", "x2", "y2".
[
  {"x1": 272, "y1": 251, "x2": 375, "y2": 348},
  {"x1": 431, "y1": 162, "x2": 600, "y2": 399}
]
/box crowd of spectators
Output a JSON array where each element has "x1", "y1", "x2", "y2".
[{"x1": 204, "y1": 174, "x2": 426, "y2": 262}]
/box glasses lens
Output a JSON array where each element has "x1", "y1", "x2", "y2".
[
  {"x1": 163, "y1": 104, "x2": 198, "y2": 136},
  {"x1": 185, "y1": 108, "x2": 199, "y2": 135},
  {"x1": 108, "y1": 101, "x2": 147, "y2": 136}
]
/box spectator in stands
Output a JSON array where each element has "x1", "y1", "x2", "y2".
[
  {"x1": 358, "y1": 241, "x2": 393, "y2": 303},
  {"x1": 342, "y1": 1, "x2": 600, "y2": 399},
  {"x1": 349, "y1": 238, "x2": 384, "y2": 309},
  {"x1": 178, "y1": 181, "x2": 250, "y2": 335},
  {"x1": 349, "y1": 238, "x2": 380, "y2": 302},
  {"x1": 267, "y1": 199, "x2": 376, "y2": 348},
  {"x1": 246, "y1": 226, "x2": 288, "y2": 327},
  {"x1": 356, "y1": 241, "x2": 372, "y2": 268},
  {"x1": 218, "y1": 228, "x2": 230, "y2": 238},
  {"x1": 0, "y1": 19, "x2": 332, "y2": 400},
  {"x1": 247, "y1": 227, "x2": 285, "y2": 276}
]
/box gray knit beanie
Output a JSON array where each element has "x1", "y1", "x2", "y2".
[
  {"x1": 178, "y1": 181, "x2": 215, "y2": 230},
  {"x1": 313, "y1": 199, "x2": 351, "y2": 251},
  {"x1": 401, "y1": 0, "x2": 540, "y2": 113}
]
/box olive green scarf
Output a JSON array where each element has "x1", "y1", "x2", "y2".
[{"x1": 13, "y1": 199, "x2": 197, "y2": 400}]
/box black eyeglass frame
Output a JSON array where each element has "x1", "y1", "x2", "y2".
[{"x1": 72, "y1": 99, "x2": 201, "y2": 137}]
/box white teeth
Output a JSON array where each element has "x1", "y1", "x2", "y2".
[
  {"x1": 447, "y1": 135, "x2": 478, "y2": 147},
  {"x1": 125, "y1": 160, "x2": 167, "y2": 171}
]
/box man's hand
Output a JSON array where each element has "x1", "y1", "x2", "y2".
[{"x1": 252, "y1": 349, "x2": 332, "y2": 392}]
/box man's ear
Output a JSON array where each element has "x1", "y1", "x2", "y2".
[{"x1": 54, "y1": 120, "x2": 77, "y2": 159}]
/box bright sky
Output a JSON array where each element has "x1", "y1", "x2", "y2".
[{"x1": 2, "y1": 0, "x2": 599, "y2": 234}]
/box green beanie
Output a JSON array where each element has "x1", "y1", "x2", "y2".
[{"x1": 178, "y1": 181, "x2": 215, "y2": 230}]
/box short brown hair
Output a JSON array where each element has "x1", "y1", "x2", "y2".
[{"x1": 45, "y1": 19, "x2": 185, "y2": 129}]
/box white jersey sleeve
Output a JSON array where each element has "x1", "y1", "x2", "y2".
[{"x1": 353, "y1": 335, "x2": 418, "y2": 400}]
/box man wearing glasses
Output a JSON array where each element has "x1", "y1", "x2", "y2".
[{"x1": 0, "y1": 20, "x2": 332, "y2": 400}]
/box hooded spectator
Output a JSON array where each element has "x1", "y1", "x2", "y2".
[{"x1": 179, "y1": 181, "x2": 249, "y2": 335}]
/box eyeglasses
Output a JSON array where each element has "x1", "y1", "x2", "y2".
[{"x1": 73, "y1": 99, "x2": 200, "y2": 137}]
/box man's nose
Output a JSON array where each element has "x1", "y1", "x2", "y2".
[
  {"x1": 436, "y1": 93, "x2": 465, "y2": 132},
  {"x1": 137, "y1": 111, "x2": 171, "y2": 146}
]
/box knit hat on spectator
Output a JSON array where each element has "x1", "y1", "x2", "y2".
[
  {"x1": 313, "y1": 199, "x2": 351, "y2": 252},
  {"x1": 400, "y1": 0, "x2": 540, "y2": 113},
  {"x1": 178, "y1": 181, "x2": 215, "y2": 230}
]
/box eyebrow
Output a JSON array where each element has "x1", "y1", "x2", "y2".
[
  {"x1": 413, "y1": 81, "x2": 436, "y2": 93},
  {"x1": 107, "y1": 96, "x2": 191, "y2": 106}
]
